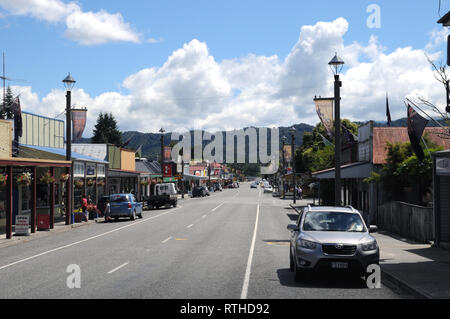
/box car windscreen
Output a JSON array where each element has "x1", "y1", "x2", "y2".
[
  {"x1": 303, "y1": 212, "x2": 366, "y2": 232},
  {"x1": 111, "y1": 195, "x2": 129, "y2": 203}
]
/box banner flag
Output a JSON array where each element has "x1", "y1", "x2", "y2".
[
  {"x1": 386, "y1": 93, "x2": 392, "y2": 127},
  {"x1": 72, "y1": 109, "x2": 87, "y2": 142},
  {"x1": 12, "y1": 96, "x2": 22, "y2": 138},
  {"x1": 407, "y1": 104, "x2": 428, "y2": 161},
  {"x1": 314, "y1": 97, "x2": 334, "y2": 138}
]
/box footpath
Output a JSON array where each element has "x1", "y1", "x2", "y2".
[{"x1": 290, "y1": 202, "x2": 450, "y2": 299}]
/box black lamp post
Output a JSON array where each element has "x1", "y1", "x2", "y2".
[
  {"x1": 289, "y1": 128, "x2": 296, "y2": 205},
  {"x1": 329, "y1": 53, "x2": 344, "y2": 207},
  {"x1": 63, "y1": 73, "x2": 75, "y2": 225},
  {"x1": 282, "y1": 135, "x2": 287, "y2": 199},
  {"x1": 159, "y1": 128, "x2": 165, "y2": 182}
]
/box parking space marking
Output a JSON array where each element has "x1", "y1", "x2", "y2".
[
  {"x1": 107, "y1": 262, "x2": 129, "y2": 274},
  {"x1": 162, "y1": 236, "x2": 173, "y2": 244},
  {"x1": 212, "y1": 203, "x2": 224, "y2": 212}
]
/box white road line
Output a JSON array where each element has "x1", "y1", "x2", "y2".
[
  {"x1": 240, "y1": 204, "x2": 260, "y2": 299},
  {"x1": 107, "y1": 262, "x2": 129, "y2": 274},
  {"x1": 161, "y1": 236, "x2": 173, "y2": 244},
  {"x1": 212, "y1": 203, "x2": 224, "y2": 212},
  {"x1": 187, "y1": 224, "x2": 194, "y2": 229},
  {"x1": 202, "y1": 215, "x2": 207, "y2": 219},
  {"x1": 0, "y1": 206, "x2": 182, "y2": 272}
]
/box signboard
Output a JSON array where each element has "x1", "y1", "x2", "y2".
[
  {"x1": 86, "y1": 164, "x2": 96, "y2": 176},
  {"x1": 163, "y1": 163, "x2": 173, "y2": 177},
  {"x1": 15, "y1": 215, "x2": 30, "y2": 236},
  {"x1": 72, "y1": 109, "x2": 87, "y2": 142},
  {"x1": 164, "y1": 146, "x2": 172, "y2": 162}
]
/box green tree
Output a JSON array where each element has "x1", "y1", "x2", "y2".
[
  {"x1": 0, "y1": 86, "x2": 15, "y2": 120},
  {"x1": 92, "y1": 113, "x2": 123, "y2": 145}
]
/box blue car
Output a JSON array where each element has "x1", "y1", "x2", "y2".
[{"x1": 109, "y1": 194, "x2": 143, "y2": 221}]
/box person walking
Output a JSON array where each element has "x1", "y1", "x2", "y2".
[{"x1": 81, "y1": 194, "x2": 88, "y2": 222}]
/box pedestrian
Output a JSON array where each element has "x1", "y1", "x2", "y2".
[
  {"x1": 81, "y1": 194, "x2": 88, "y2": 221},
  {"x1": 298, "y1": 186, "x2": 303, "y2": 200},
  {"x1": 104, "y1": 199, "x2": 111, "y2": 223}
]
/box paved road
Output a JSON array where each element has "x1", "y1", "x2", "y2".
[{"x1": 0, "y1": 183, "x2": 406, "y2": 299}]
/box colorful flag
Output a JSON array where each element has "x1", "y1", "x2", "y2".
[
  {"x1": 407, "y1": 104, "x2": 428, "y2": 161},
  {"x1": 314, "y1": 97, "x2": 334, "y2": 138},
  {"x1": 386, "y1": 93, "x2": 392, "y2": 127},
  {"x1": 71, "y1": 109, "x2": 87, "y2": 142}
]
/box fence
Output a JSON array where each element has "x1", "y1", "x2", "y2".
[{"x1": 377, "y1": 201, "x2": 434, "y2": 244}]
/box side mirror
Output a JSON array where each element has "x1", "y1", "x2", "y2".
[
  {"x1": 287, "y1": 224, "x2": 299, "y2": 232},
  {"x1": 369, "y1": 225, "x2": 378, "y2": 233}
]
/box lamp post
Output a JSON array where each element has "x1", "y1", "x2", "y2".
[
  {"x1": 329, "y1": 53, "x2": 344, "y2": 207},
  {"x1": 63, "y1": 73, "x2": 76, "y2": 225},
  {"x1": 159, "y1": 128, "x2": 165, "y2": 182},
  {"x1": 282, "y1": 136, "x2": 287, "y2": 199},
  {"x1": 289, "y1": 128, "x2": 296, "y2": 205}
]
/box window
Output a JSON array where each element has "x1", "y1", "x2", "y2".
[
  {"x1": 97, "y1": 165, "x2": 105, "y2": 177},
  {"x1": 86, "y1": 164, "x2": 96, "y2": 177},
  {"x1": 303, "y1": 212, "x2": 366, "y2": 233},
  {"x1": 74, "y1": 162, "x2": 84, "y2": 178}
]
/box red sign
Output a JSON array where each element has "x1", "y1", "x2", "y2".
[
  {"x1": 163, "y1": 163, "x2": 172, "y2": 177},
  {"x1": 37, "y1": 214, "x2": 50, "y2": 231}
]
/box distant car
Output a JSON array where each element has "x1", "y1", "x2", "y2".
[
  {"x1": 264, "y1": 185, "x2": 273, "y2": 193},
  {"x1": 250, "y1": 183, "x2": 258, "y2": 189},
  {"x1": 192, "y1": 186, "x2": 206, "y2": 197},
  {"x1": 109, "y1": 194, "x2": 143, "y2": 221},
  {"x1": 214, "y1": 183, "x2": 223, "y2": 192},
  {"x1": 287, "y1": 205, "x2": 379, "y2": 282},
  {"x1": 203, "y1": 186, "x2": 211, "y2": 196}
]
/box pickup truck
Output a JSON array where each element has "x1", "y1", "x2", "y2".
[
  {"x1": 147, "y1": 183, "x2": 178, "y2": 209},
  {"x1": 109, "y1": 194, "x2": 143, "y2": 221}
]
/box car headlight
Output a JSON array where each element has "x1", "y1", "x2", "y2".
[
  {"x1": 297, "y1": 239, "x2": 317, "y2": 250},
  {"x1": 361, "y1": 240, "x2": 378, "y2": 251}
]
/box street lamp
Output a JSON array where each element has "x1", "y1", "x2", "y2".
[
  {"x1": 329, "y1": 53, "x2": 344, "y2": 207},
  {"x1": 159, "y1": 128, "x2": 165, "y2": 182},
  {"x1": 289, "y1": 128, "x2": 296, "y2": 205},
  {"x1": 282, "y1": 135, "x2": 287, "y2": 199},
  {"x1": 63, "y1": 73, "x2": 75, "y2": 225}
]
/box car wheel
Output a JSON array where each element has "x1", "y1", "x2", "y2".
[
  {"x1": 173, "y1": 201, "x2": 177, "y2": 207},
  {"x1": 130, "y1": 210, "x2": 136, "y2": 221},
  {"x1": 139, "y1": 213, "x2": 143, "y2": 219}
]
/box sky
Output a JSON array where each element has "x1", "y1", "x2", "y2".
[{"x1": 0, "y1": 0, "x2": 449, "y2": 137}]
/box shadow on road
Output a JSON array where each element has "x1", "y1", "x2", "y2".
[
  {"x1": 277, "y1": 268, "x2": 368, "y2": 289},
  {"x1": 286, "y1": 214, "x2": 298, "y2": 222}
]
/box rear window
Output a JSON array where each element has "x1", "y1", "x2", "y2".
[{"x1": 111, "y1": 195, "x2": 129, "y2": 203}]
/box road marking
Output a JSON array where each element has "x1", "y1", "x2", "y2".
[
  {"x1": 212, "y1": 203, "x2": 224, "y2": 212},
  {"x1": 175, "y1": 238, "x2": 187, "y2": 241},
  {"x1": 187, "y1": 224, "x2": 194, "y2": 229},
  {"x1": 240, "y1": 204, "x2": 260, "y2": 299},
  {"x1": 0, "y1": 206, "x2": 182, "y2": 272},
  {"x1": 202, "y1": 215, "x2": 207, "y2": 219},
  {"x1": 107, "y1": 262, "x2": 129, "y2": 274},
  {"x1": 162, "y1": 236, "x2": 172, "y2": 244}
]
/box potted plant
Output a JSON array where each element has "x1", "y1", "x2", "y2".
[
  {"x1": 60, "y1": 173, "x2": 70, "y2": 182},
  {"x1": 87, "y1": 179, "x2": 96, "y2": 187},
  {"x1": 74, "y1": 179, "x2": 84, "y2": 189},
  {"x1": 0, "y1": 174, "x2": 7, "y2": 186},
  {"x1": 40, "y1": 171, "x2": 56, "y2": 184},
  {"x1": 140, "y1": 178, "x2": 149, "y2": 186},
  {"x1": 97, "y1": 179, "x2": 105, "y2": 187},
  {"x1": 16, "y1": 172, "x2": 32, "y2": 186}
]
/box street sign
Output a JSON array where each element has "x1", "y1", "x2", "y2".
[{"x1": 15, "y1": 215, "x2": 30, "y2": 236}]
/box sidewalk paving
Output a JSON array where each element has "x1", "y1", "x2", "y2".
[
  {"x1": 289, "y1": 202, "x2": 450, "y2": 299},
  {"x1": 0, "y1": 218, "x2": 99, "y2": 250}
]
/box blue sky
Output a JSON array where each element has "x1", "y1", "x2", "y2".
[{"x1": 0, "y1": 0, "x2": 449, "y2": 134}]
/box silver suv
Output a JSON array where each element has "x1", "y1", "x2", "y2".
[{"x1": 287, "y1": 205, "x2": 379, "y2": 282}]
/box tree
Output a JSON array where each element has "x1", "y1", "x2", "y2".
[
  {"x1": 92, "y1": 113, "x2": 123, "y2": 145},
  {"x1": 0, "y1": 86, "x2": 15, "y2": 120}
]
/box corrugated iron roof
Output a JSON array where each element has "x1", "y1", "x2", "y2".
[{"x1": 373, "y1": 127, "x2": 450, "y2": 164}]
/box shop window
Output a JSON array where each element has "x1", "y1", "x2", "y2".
[{"x1": 0, "y1": 185, "x2": 5, "y2": 235}]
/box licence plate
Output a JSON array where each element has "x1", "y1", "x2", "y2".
[{"x1": 331, "y1": 262, "x2": 349, "y2": 269}]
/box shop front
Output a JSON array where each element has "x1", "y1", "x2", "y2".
[{"x1": 0, "y1": 158, "x2": 71, "y2": 239}]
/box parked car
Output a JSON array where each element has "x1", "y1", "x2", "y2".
[
  {"x1": 287, "y1": 205, "x2": 379, "y2": 282},
  {"x1": 109, "y1": 194, "x2": 143, "y2": 221},
  {"x1": 264, "y1": 185, "x2": 273, "y2": 193},
  {"x1": 192, "y1": 186, "x2": 206, "y2": 197},
  {"x1": 147, "y1": 183, "x2": 178, "y2": 209},
  {"x1": 203, "y1": 186, "x2": 211, "y2": 196},
  {"x1": 214, "y1": 183, "x2": 223, "y2": 192}
]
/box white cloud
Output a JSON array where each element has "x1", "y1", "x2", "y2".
[
  {"x1": 10, "y1": 18, "x2": 449, "y2": 138},
  {"x1": 0, "y1": 0, "x2": 141, "y2": 45}
]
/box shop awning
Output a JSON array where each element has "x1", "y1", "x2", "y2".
[
  {"x1": 312, "y1": 162, "x2": 373, "y2": 180},
  {"x1": 0, "y1": 157, "x2": 71, "y2": 167},
  {"x1": 108, "y1": 169, "x2": 141, "y2": 178}
]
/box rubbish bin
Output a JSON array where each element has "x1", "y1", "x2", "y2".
[{"x1": 37, "y1": 214, "x2": 50, "y2": 231}]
